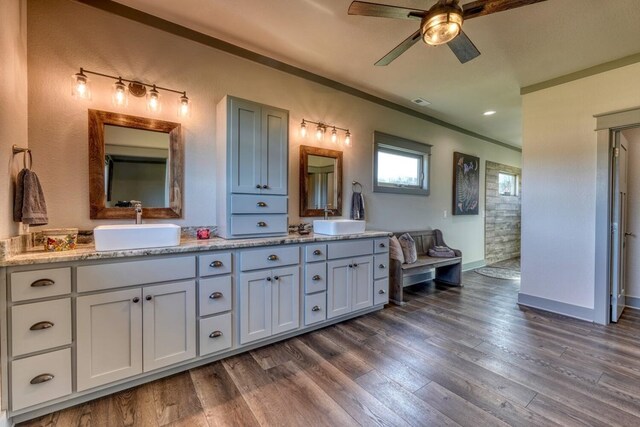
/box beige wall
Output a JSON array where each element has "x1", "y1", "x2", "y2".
[
  {"x1": 0, "y1": 0, "x2": 28, "y2": 239},
  {"x1": 521, "y1": 62, "x2": 640, "y2": 310},
  {"x1": 27, "y1": 0, "x2": 521, "y2": 265}
]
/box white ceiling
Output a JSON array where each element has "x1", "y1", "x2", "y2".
[{"x1": 114, "y1": 0, "x2": 640, "y2": 147}]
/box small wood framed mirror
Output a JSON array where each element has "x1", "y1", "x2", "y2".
[
  {"x1": 88, "y1": 109, "x2": 183, "y2": 219},
  {"x1": 299, "y1": 145, "x2": 343, "y2": 217}
]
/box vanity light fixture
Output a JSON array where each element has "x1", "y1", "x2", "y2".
[
  {"x1": 300, "y1": 119, "x2": 352, "y2": 147},
  {"x1": 72, "y1": 67, "x2": 190, "y2": 117}
]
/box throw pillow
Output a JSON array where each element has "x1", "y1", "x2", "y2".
[
  {"x1": 398, "y1": 233, "x2": 418, "y2": 264},
  {"x1": 389, "y1": 235, "x2": 405, "y2": 263}
]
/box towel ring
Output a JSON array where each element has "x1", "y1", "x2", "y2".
[{"x1": 352, "y1": 181, "x2": 363, "y2": 192}]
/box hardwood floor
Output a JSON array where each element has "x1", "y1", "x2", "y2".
[{"x1": 20, "y1": 271, "x2": 640, "y2": 426}]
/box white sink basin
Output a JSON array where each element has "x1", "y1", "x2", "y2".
[
  {"x1": 313, "y1": 219, "x2": 366, "y2": 236},
  {"x1": 94, "y1": 224, "x2": 181, "y2": 251}
]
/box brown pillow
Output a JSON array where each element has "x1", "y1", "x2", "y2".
[
  {"x1": 389, "y1": 235, "x2": 405, "y2": 263},
  {"x1": 398, "y1": 233, "x2": 417, "y2": 264}
]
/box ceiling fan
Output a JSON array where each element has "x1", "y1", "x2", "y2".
[{"x1": 348, "y1": 0, "x2": 547, "y2": 65}]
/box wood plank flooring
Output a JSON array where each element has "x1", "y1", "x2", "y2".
[{"x1": 20, "y1": 271, "x2": 640, "y2": 426}]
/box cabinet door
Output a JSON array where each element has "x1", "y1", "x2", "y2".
[
  {"x1": 240, "y1": 270, "x2": 272, "y2": 344},
  {"x1": 327, "y1": 259, "x2": 351, "y2": 319},
  {"x1": 271, "y1": 266, "x2": 299, "y2": 335},
  {"x1": 352, "y1": 256, "x2": 374, "y2": 311},
  {"x1": 230, "y1": 97, "x2": 262, "y2": 194},
  {"x1": 143, "y1": 281, "x2": 196, "y2": 372},
  {"x1": 76, "y1": 289, "x2": 142, "y2": 392},
  {"x1": 261, "y1": 107, "x2": 288, "y2": 195}
]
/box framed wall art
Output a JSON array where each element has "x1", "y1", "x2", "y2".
[{"x1": 453, "y1": 152, "x2": 480, "y2": 215}]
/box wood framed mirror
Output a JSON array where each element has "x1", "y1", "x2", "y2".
[
  {"x1": 300, "y1": 145, "x2": 343, "y2": 217},
  {"x1": 88, "y1": 109, "x2": 183, "y2": 219}
]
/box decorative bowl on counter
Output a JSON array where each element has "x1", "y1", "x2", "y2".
[{"x1": 43, "y1": 228, "x2": 78, "y2": 251}]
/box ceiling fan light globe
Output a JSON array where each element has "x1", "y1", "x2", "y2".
[{"x1": 421, "y1": 3, "x2": 463, "y2": 46}]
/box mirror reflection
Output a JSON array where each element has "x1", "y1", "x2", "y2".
[
  {"x1": 104, "y1": 125, "x2": 170, "y2": 208},
  {"x1": 299, "y1": 145, "x2": 343, "y2": 217}
]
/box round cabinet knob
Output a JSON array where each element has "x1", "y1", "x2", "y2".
[
  {"x1": 267, "y1": 254, "x2": 279, "y2": 261},
  {"x1": 145, "y1": 295, "x2": 153, "y2": 301},
  {"x1": 209, "y1": 331, "x2": 223, "y2": 338},
  {"x1": 257, "y1": 201, "x2": 267, "y2": 207},
  {"x1": 353, "y1": 263, "x2": 358, "y2": 267},
  {"x1": 30, "y1": 373, "x2": 54, "y2": 385},
  {"x1": 313, "y1": 249, "x2": 322, "y2": 255},
  {"x1": 378, "y1": 289, "x2": 386, "y2": 294},
  {"x1": 312, "y1": 275, "x2": 321, "y2": 281},
  {"x1": 348, "y1": 264, "x2": 353, "y2": 268},
  {"x1": 132, "y1": 297, "x2": 140, "y2": 303},
  {"x1": 209, "y1": 291, "x2": 223, "y2": 299},
  {"x1": 273, "y1": 276, "x2": 279, "y2": 281},
  {"x1": 256, "y1": 184, "x2": 262, "y2": 189},
  {"x1": 257, "y1": 221, "x2": 267, "y2": 227},
  {"x1": 379, "y1": 264, "x2": 386, "y2": 269},
  {"x1": 210, "y1": 260, "x2": 223, "y2": 268},
  {"x1": 379, "y1": 243, "x2": 386, "y2": 248},
  {"x1": 311, "y1": 305, "x2": 321, "y2": 312},
  {"x1": 30, "y1": 321, "x2": 54, "y2": 331},
  {"x1": 262, "y1": 185, "x2": 269, "y2": 189},
  {"x1": 266, "y1": 277, "x2": 272, "y2": 282}
]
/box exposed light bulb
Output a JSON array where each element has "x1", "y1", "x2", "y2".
[
  {"x1": 72, "y1": 69, "x2": 91, "y2": 99},
  {"x1": 147, "y1": 85, "x2": 160, "y2": 112},
  {"x1": 112, "y1": 78, "x2": 128, "y2": 107},
  {"x1": 316, "y1": 124, "x2": 324, "y2": 141},
  {"x1": 178, "y1": 93, "x2": 190, "y2": 117},
  {"x1": 344, "y1": 130, "x2": 352, "y2": 147},
  {"x1": 300, "y1": 120, "x2": 307, "y2": 138},
  {"x1": 331, "y1": 127, "x2": 338, "y2": 144}
]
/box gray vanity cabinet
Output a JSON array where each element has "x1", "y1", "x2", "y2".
[
  {"x1": 327, "y1": 256, "x2": 373, "y2": 318},
  {"x1": 217, "y1": 95, "x2": 289, "y2": 238}
]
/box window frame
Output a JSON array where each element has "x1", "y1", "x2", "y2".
[
  {"x1": 373, "y1": 131, "x2": 431, "y2": 196},
  {"x1": 498, "y1": 171, "x2": 518, "y2": 196}
]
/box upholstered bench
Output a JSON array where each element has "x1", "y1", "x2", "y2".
[{"x1": 389, "y1": 229, "x2": 462, "y2": 305}]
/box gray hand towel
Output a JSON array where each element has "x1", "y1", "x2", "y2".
[
  {"x1": 14, "y1": 169, "x2": 48, "y2": 226},
  {"x1": 350, "y1": 191, "x2": 365, "y2": 220}
]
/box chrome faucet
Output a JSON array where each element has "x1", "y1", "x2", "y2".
[
  {"x1": 323, "y1": 205, "x2": 333, "y2": 220},
  {"x1": 131, "y1": 200, "x2": 142, "y2": 224}
]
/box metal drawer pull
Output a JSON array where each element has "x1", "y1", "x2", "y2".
[
  {"x1": 379, "y1": 243, "x2": 386, "y2": 248},
  {"x1": 267, "y1": 254, "x2": 279, "y2": 261},
  {"x1": 30, "y1": 321, "x2": 54, "y2": 331},
  {"x1": 30, "y1": 279, "x2": 54, "y2": 288},
  {"x1": 313, "y1": 249, "x2": 322, "y2": 255},
  {"x1": 209, "y1": 292, "x2": 223, "y2": 299},
  {"x1": 30, "y1": 374, "x2": 54, "y2": 385},
  {"x1": 210, "y1": 260, "x2": 223, "y2": 268},
  {"x1": 311, "y1": 305, "x2": 321, "y2": 312},
  {"x1": 209, "y1": 331, "x2": 223, "y2": 338},
  {"x1": 378, "y1": 289, "x2": 386, "y2": 294},
  {"x1": 257, "y1": 201, "x2": 267, "y2": 207},
  {"x1": 312, "y1": 275, "x2": 321, "y2": 281},
  {"x1": 379, "y1": 264, "x2": 386, "y2": 269},
  {"x1": 257, "y1": 221, "x2": 267, "y2": 227}
]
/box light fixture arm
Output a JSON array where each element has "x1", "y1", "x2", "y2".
[
  {"x1": 78, "y1": 68, "x2": 187, "y2": 96},
  {"x1": 301, "y1": 119, "x2": 349, "y2": 133}
]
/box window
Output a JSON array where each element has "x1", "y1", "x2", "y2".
[
  {"x1": 498, "y1": 172, "x2": 518, "y2": 196},
  {"x1": 373, "y1": 132, "x2": 431, "y2": 196}
]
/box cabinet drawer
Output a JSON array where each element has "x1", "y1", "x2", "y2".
[
  {"x1": 199, "y1": 313, "x2": 232, "y2": 356},
  {"x1": 230, "y1": 214, "x2": 288, "y2": 236},
  {"x1": 11, "y1": 348, "x2": 72, "y2": 411},
  {"x1": 199, "y1": 252, "x2": 232, "y2": 277},
  {"x1": 199, "y1": 276, "x2": 232, "y2": 316},
  {"x1": 305, "y1": 263, "x2": 327, "y2": 294},
  {"x1": 374, "y1": 254, "x2": 389, "y2": 280},
  {"x1": 327, "y1": 240, "x2": 372, "y2": 260},
  {"x1": 374, "y1": 238, "x2": 389, "y2": 253},
  {"x1": 11, "y1": 268, "x2": 71, "y2": 302},
  {"x1": 374, "y1": 279, "x2": 389, "y2": 306},
  {"x1": 305, "y1": 244, "x2": 327, "y2": 263},
  {"x1": 77, "y1": 256, "x2": 196, "y2": 293},
  {"x1": 304, "y1": 292, "x2": 327, "y2": 326},
  {"x1": 231, "y1": 194, "x2": 287, "y2": 214},
  {"x1": 11, "y1": 299, "x2": 72, "y2": 357},
  {"x1": 240, "y1": 246, "x2": 299, "y2": 271}
]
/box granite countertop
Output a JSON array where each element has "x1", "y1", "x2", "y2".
[{"x1": 0, "y1": 231, "x2": 391, "y2": 267}]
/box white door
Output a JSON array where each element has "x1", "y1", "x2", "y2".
[
  {"x1": 240, "y1": 270, "x2": 272, "y2": 344},
  {"x1": 271, "y1": 266, "x2": 300, "y2": 335},
  {"x1": 143, "y1": 281, "x2": 196, "y2": 371},
  {"x1": 612, "y1": 137, "x2": 629, "y2": 322},
  {"x1": 352, "y1": 256, "x2": 374, "y2": 311},
  {"x1": 76, "y1": 288, "x2": 143, "y2": 391},
  {"x1": 327, "y1": 259, "x2": 351, "y2": 319}
]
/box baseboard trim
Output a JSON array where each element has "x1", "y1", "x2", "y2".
[
  {"x1": 463, "y1": 260, "x2": 486, "y2": 271},
  {"x1": 517, "y1": 293, "x2": 594, "y2": 322},
  {"x1": 626, "y1": 296, "x2": 640, "y2": 310}
]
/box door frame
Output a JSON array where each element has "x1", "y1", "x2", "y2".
[{"x1": 594, "y1": 106, "x2": 640, "y2": 325}]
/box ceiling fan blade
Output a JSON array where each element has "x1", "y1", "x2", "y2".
[
  {"x1": 375, "y1": 30, "x2": 422, "y2": 66},
  {"x1": 447, "y1": 31, "x2": 480, "y2": 63},
  {"x1": 462, "y1": 0, "x2": 547, "y2": 20},
  {"x1": 348, "y1": 1, "x2": 426, "y2": 20}
]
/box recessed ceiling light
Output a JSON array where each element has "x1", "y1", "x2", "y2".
[
  {"x1": 412, "y1": 97, "x2": 431, "y2": 106},
  {"x1": 483, "y1": 110, "x2": 496, "y2": 116}
]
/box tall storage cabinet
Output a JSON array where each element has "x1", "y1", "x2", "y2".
[{"x1": 217, "y1": 96, "x2": 289, "y2": 238}]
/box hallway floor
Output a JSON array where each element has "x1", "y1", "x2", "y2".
[{"x1": 20, "y1": 272, "x2": 640, "y2": 426}]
